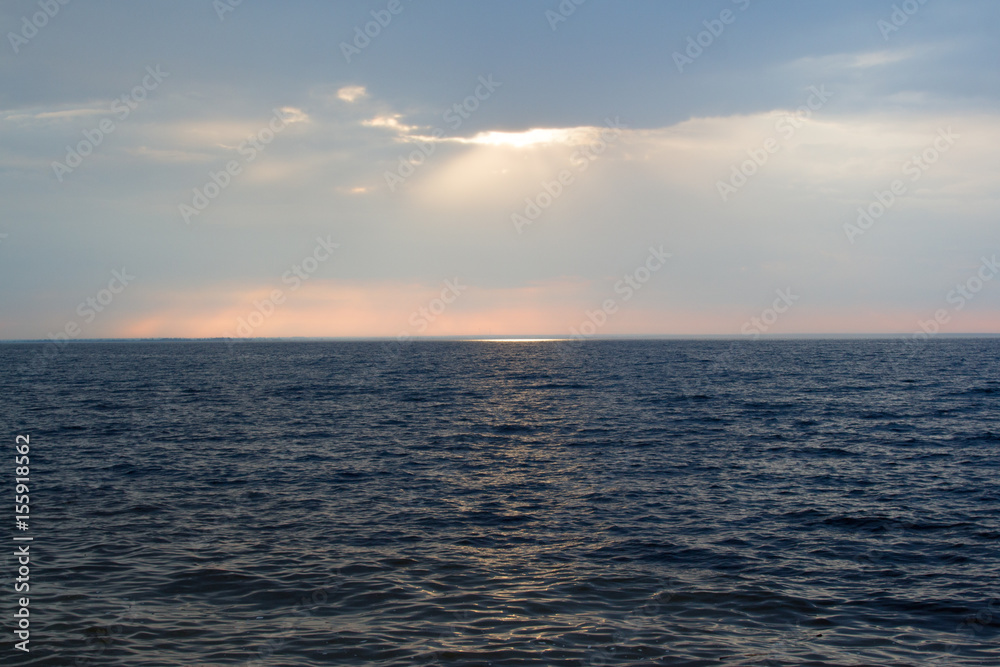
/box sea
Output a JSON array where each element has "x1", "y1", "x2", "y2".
[{"x1": 2, "y1": 338, "x2": 999, "y2": 666}]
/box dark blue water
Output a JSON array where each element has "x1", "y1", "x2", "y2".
[{"x1": 2, "y1": 339, "x2": 999, "y2": 666}]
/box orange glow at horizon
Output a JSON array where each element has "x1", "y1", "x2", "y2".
[{"x1": 23, "y1": 279, "x2": 996, "y2": 340}]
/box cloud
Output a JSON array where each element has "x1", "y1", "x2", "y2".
[
  {"x1": 336, "y1": 85, "x2": 367, "y2": 103},
  {"x1": 447, "y1": 127, "x2": 612, "y2": 148},
  {"x1": 3, "y1": 107, "x2": 107, "y2": 122},
  {"x1": 337, "y1": 185, "x2": 372, "y2": 194},
  {"x1": 362, "y1": 114, "x2": 421, "y2": 135},
  {"x1": 277, "y1": 106, "x2": 309, "y2": 125},
  {"x1": 785, "y1": 47, "x2": 926, "y2": 73}
]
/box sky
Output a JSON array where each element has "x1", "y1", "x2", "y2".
[{"x1": 1, "y1": 0, "x2": 999, "y2": 339}]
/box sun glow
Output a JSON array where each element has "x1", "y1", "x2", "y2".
[
  {"x1": 452, "y1": 127, "x2": 605, "y2": 148},
  {"x1": 469, "y1": 338, "x2": 570, "y2": 342}
]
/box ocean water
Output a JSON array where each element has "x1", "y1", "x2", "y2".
[{"x1": 2, "y1": 338, "x2": 999, "y2": 666}]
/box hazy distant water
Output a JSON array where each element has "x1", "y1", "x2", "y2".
[{"x1": 2, "y1": 339, "x2": 999, "y2": 666}]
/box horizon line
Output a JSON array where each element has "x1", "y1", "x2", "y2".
[{"x1": 2, "y1": 333, "x2": 1000, "y2": 344}]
